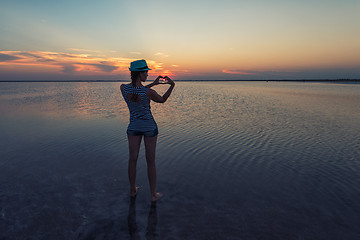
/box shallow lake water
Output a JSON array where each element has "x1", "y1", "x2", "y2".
[{"x1": 0, "y1": 81, "x2": 359, "y2": 239}]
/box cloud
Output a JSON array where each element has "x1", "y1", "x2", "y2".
[
  {"x1": 18, "y1": 52, "x2": 43, "y2": 59},
  {"x1": 222, "y1": 69, "x2": 295, "y2": 77},
  {"x1": 62, "y1": 64, "x2": 77, "y2": 73},
  {"x1": 86, "y1": 62, "x2": 118, "y2": 72},
  {"x1": 49, "y1": 53, "x2": 78, "y2": 58},
  {"x1": 18, "y1": 51, "x2": 56, "y2": 63},
  {"x1": 0, "y1": 50, "x2": 164, "y2": 79},
  {"x1": 36, "y1": 59, "x2": 55, "y2": 62},
  {"x1": 68, "y1": 48, "x2": 100, "y2": 53},
  {"x1": 155, "y1": 52, "x2": 169, "y2": 58},
  {"x1": 0, "y1": 53, "x2": 22, "y2": 62},
  {"x1": 222, "y1": 69, "x2": 256, "y2": 75}
]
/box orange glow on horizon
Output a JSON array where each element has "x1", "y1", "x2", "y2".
[
  {"x1": 0, "y1": 51, "x2": 188, "y2": 79},
  {"x1": 1, "y1": 49, "x2": 359, "y2": 80}
]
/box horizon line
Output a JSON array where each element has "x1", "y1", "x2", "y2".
[{"x1": 0, "y1": 79, "x2": 360, "y2": 83}]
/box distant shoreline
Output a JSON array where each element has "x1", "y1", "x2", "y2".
[{"x1": 0, "y1": 79, "x2": 359, "y2": 83}]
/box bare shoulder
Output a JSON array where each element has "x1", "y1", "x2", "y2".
[{"x1": 120, "y1": 83, "x2": 126, "y2": 93}]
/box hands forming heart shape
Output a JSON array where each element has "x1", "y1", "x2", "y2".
[{"x1": 157, "y1": 75, "x2": 170, "y2": 83}]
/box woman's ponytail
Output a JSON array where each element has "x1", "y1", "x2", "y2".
[
  {"x1": 128, "y1": 71, "x2": 142, "y2": 102},
  {"x1": 130, "y1": 71, "x2": 141, "y2": 87}
]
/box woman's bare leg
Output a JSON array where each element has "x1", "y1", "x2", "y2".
[
  {"x1": 144, "y1": 135, "x2": 163, "y2": 201},
  {"x1": 127, "y1": 135, "x2": 142, "y2": 197}
]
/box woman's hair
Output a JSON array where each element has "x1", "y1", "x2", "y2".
[
  {"x1": 128, "y1": 71, "x2": 144, "y2": 102},
  {"x1": 130, "y1": 71, "x2": 143, "y2": 87}
]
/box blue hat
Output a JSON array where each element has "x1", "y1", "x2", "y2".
[{"x1": 129, "y1": 59, "x2": 151, "y2": 71}]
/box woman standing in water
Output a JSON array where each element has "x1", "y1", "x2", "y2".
[{"x1": 121, "y1": 59, "x2": 175, "y2": 202}]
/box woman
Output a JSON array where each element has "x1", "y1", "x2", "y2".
[{"x1": 120, "y1": 59, "x2": 175, "y2": 202}]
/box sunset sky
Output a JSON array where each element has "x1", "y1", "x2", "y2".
[{"x1": 1, "y1": 0, "x2": 360, "y2": 80}]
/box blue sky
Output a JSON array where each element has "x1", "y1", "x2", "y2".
[{"x1": 1, "y1": 0, "x2": 360, "y2": 80}]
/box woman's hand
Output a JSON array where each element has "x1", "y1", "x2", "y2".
[
  {"x1": 147, "y1": 76, "x2": 175, "y2": 103},
  {"x1": 146, "y1": 75, "x2": 164, "y2": 88},
  {"x1": 154, "y1": 75, "x2": 164, "y2": 85},
  {"x1": 164, "y1": 76, "x2": 175, "y2": 85}
]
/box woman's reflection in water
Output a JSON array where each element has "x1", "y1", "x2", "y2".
[
  {"x1": 146, "y1": 202, "x2": 158, "y2": 240},
  {"x1": 128, "y1": 197, "x2": 158, "y2": 240},
  {"x1": 127, "y1": 197, "x2": 140, "y2": 240}
]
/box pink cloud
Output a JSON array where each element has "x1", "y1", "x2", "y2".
[
  {"x1": 0, "y1": 51, "x2": 165, "y2": 75},
  {"x1": 0, "y1": 50, "x2": 189, "y2": 80},
  {"x1": 222, "y1": 69, "x2": 256, "y2": 75}
]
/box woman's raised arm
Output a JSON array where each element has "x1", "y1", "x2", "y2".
[{"x1": 147, "y1": 77, "x2": 175, "y2": 103}]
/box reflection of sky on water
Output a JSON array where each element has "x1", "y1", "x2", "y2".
[
  {"x1": 1, "y1": 81, "x2": 358, "y2": 123},
  {"x1": 1, "y1": 81, "x2": 360, "y2": 239},
  {"x1": 0, "y1": 82, "x2": 126, "y2": 120}
]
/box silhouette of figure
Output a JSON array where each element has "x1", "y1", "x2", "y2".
[{"x1": 121, "y1": 59, "x2": 175, "y2": 202}]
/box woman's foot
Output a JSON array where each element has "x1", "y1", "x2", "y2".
[
  {"x1": 151, "y1": 192, "x2": 163, "y2": 202},
  {"x1": 130, "y1": 186, "x2": 139, "y2": 197}
]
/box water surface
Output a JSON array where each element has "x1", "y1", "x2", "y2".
[{"x1": 0, "y1": 81, "x2": 359, "y2": 239}]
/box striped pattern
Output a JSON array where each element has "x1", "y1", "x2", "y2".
[{"x1": 122, "y1": 84, "x2": 157, "y2": 131}]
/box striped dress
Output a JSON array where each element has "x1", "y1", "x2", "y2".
[{"x1": 122, "y1": 84, "x2": 157, "y2": 132}]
